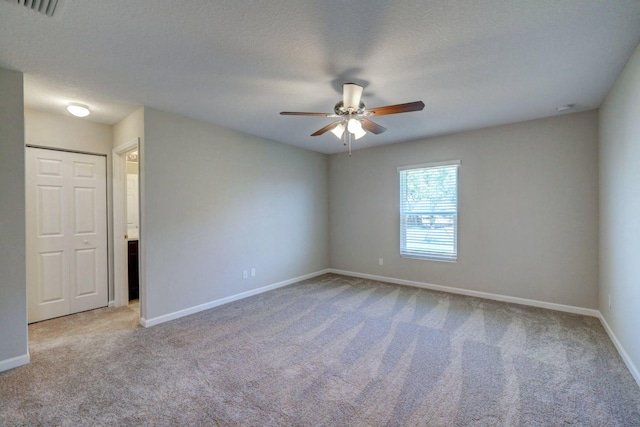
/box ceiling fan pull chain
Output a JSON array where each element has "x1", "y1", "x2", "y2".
[
  {"x1": 343, "y1": 122, "x2": 347, "y2": 146},
  {"x1": 348, "y1": 132, "x2": 352, "y2": 157}
]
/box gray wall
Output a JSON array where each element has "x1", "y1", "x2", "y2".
[
  {"x1": 329, "y1": 111, "x2": 599, "y2": 309},
  {"x1": 114, "y1": 107, "x2": 144, "y2": 150},
  {"x1": 0, "y1": 68, "x2": 27, "y2": 366},
  {"x1": 25, "y1": 108, "x2": 114, "y2": 153},
  {"x1": 143, "y1": 108, "x2": 329, "y2": 320},
  {"x1": 599, "y1": 43, "x2": 640, "y2": 378},
  {"x1": 24, "y1": 109, "x2": 115, "y2": 300}
]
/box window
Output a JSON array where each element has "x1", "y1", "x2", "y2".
[{"x1": 399, "y1": 160, "x2": 459, "y2": 262}]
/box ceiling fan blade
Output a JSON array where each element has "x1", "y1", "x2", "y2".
[
  {"x1": 367, "y1": 101, "x2": 425, "y2": 116},
  {"x1": 360, "y1": 118, "x2": 387, "y2": 135},
  {"x1": 343, "y1": 83, "x2": 363, "y2": 110},
  {"x1": 280, "y1": 111, "x2": 333, "y2": 117},
  {"x1": 311, "y1": 121, "x2": 342, "y2": 136}
]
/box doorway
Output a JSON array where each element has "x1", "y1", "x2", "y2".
[
  {"x1": 125, "y1": 150, "x2": 139, "y2": 301},
  {"x1": 113, "y1": 138, "x2": 141, "y2": 312},
  {"x1": 25, "y1": 147, "x2": 108, "y2": 323}
]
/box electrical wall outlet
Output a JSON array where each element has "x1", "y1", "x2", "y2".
[
  {"x1": 251, "y1": 268, "x2": 256, "y2": 277},
  {"x1": 243, "y1": 270, "x2": 248, "y2": 279},
  {"x1": 379, "y1": 258, "x2": 384, "y2": 266}
]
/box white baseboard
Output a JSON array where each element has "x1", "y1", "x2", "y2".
[
  {"x1": 108, "y1": 300, "x2": 116, "y2": 308},
  {"x1": 328, "y1": 269, "x2": 600, "y2": 317},
  {"x1": 140, "y1": 269, "x2": 331, "y2": 328},
  {"x1": 598, "y1": 313, "x2": 640, "y2": 387},
  {"x1": 0, "y1": 353, "x2": 30, "y2": 373}
]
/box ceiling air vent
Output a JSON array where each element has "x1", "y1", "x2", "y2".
[{"x1": 7, "y1": 0, "x2": 61, "y2": 17}]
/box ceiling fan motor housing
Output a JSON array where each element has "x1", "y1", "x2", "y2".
[{"x1": 334, "y1": 101, "x2": 366, "y2": 115}]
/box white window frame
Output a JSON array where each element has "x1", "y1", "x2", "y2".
[{"x1": 398, "y1": 160, "x2": 460, "y2": 262}]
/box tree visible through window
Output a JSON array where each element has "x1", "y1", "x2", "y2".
[{"x1": 399, "y1": 161, "x2": 459, "y2": 261}]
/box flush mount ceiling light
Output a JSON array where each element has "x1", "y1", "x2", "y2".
[
  {"x1": 66, "y1": 103, "x2": 90, "y2": 118},
  {"x1": 126, "y1": 151, "x2": 138, "y2": 162},
  {"x1": 556, "y1": 104, "x2": 575, "y2": 113},
  {"x1": 280, "y1": 83, "x2": 425, "y2": 156}
]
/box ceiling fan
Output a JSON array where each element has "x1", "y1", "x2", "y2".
[{"x1": 280, "y1": 83, "x2": 425, "y2": 155}]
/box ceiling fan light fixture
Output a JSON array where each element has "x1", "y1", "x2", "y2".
[
  {"x1": 347, "y1": 117, "x2": 362, "y2": 133},
  {"x1": 330, "y1": 122, "x2": 346, "y2": 139},
  {"x1": 67, "y1": 103, "x2": 90, "y2": 117},
  {"x1": 352, "y1": 127, "x2": 367, "y2": 140},
  {"x1": 347, "y1": 117, "x2": 367, "y2": 140}
]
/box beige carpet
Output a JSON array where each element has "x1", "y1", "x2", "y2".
[{"x1": 1, "y1": 274, "x2": 639, "y2": 426}]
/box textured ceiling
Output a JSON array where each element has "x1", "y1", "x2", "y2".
[{"x1": 1, "y1": 0, "x2": 640, "y2": 154}]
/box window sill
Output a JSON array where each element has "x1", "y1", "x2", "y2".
[{"x1": 400, "y1": 254, "x2": 457, "y2": 263}]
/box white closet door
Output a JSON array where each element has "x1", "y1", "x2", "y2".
[{"x1": 26, "y1": 147, "x2": 108, "y2": 323}]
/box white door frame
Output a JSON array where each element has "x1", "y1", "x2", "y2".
[{"x1": 113, "y1": 138, "x2": 139, "y2": 308}]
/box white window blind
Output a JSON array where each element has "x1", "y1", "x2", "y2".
[{"x1": 399, "y1": 161, "x2": 459, "y2": 262}]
